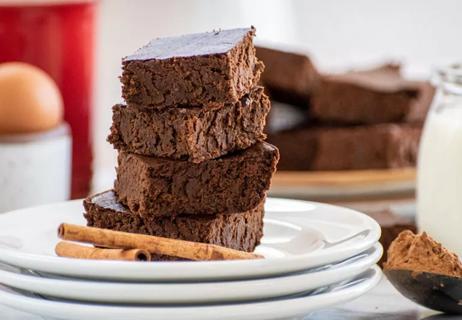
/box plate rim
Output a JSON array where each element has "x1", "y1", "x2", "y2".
[
  {"x1": 0, "y1": 266, "x2": 382, "y2": 320},
  {"x1": 0, "y1": 197, "x2": 381, "y2": 281},
  {"x1": 0, "y1": 244, "x2": 382, "y2": 303},
  {"x1": 272, "y1": 168, "x2": 416, "y2": 187}
]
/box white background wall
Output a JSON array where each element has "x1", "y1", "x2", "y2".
[{"x1": 92, "y1": 0, "x2": 462, "y2": 189}]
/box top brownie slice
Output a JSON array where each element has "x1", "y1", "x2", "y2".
[
  {"x1": 121, "y1": 27, "x2": 264, "y2": 109},
  {"x1": 311, "y1": 64, "x2": 435, "y2": 125}
]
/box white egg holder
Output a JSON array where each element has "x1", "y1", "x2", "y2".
[{"x1": 0, "y1": 124, "x2": 71, "y2": 213}]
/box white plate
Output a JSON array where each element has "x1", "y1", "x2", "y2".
[
  {"x1": 0, "y1": 198, "x2": 381, "y2": 281},
  {"x1": 0, "y1": 266, "x2": 382, "y2": 320},
  {"x1": 0, "y1": 244, "x2": 382, "y2": 304}
]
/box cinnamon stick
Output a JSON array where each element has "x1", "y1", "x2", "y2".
[
  {"x1": 58, "y1": 223, "x2": 263, "y2": 261},
  {"x1": 55, "y1": 241, "x2": 151, "y2": 262}
]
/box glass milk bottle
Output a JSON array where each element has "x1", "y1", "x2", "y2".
[{"x1": 417, "y1": 64, "x2": 462, "y2": 256}]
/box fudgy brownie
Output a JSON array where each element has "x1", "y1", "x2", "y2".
[
  {"x1": 256, "y1": 46, "x2": 319, "y2": 107},
  {"x1": 115, "y1": 142, "x2": 279, "y2": 216},
  {"x1": 84, "y1": 190, "x2": 264, "y2": 253},
  {"x1": 121, "y1": 27, "x2": 263, "y2": 109},
  {"x1": 267, "y1": 124, "x2": 421, "y2": 171},
  {"x1": 108, "y1": 86, "x2": 270, "y2": 163},
  {"x1": 311, "y1": 64, "x2": 435, "y2": 125}
]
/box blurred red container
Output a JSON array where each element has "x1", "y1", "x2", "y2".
[{"x1": 0, "y1": 0, "x2": 96, "y2": 198}]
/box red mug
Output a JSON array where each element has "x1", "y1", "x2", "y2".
[{"x1": 0, "y1": 0, "x2": 96, "y2": 198}]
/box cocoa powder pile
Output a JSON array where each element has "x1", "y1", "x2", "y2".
[{"x1": 384, "y1": 230, "x2": 462, "y2": 277}]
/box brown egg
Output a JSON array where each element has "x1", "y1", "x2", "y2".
[{"x1": 0, "y1": 62, "x2": 63, "y2": 134}]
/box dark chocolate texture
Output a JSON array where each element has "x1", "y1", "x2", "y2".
[
  {"x1": 121, "y1": 27, "x2": 263, "y2": 109},
  {"x1": 114, "y1": 142, "x2": 279, "y2": 216},
  {"x1": 109, "y1": 86, "x2": 270, "y2": 163},
  {"x1": 84, "y1": 190, "x2": 264, "y2": 253}
]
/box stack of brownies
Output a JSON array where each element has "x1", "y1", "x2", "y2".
[
  {"x1": 258, "y1": 47, "x2": 435, "y2": 171},
  {"x1": 84, "y1": 27, "x2": 279, "y2": 257}
]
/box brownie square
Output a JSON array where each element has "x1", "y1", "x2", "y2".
[
  {"x1": 108, "y1": 86, "x2": 270, "y2": 163},
  {"x1": 311, "y1": 64, "x2": 435, "y2": 125},
  {"x1": 114, "y1": 142, "x2": 279, "y2": 216},
  {"x1": 84, "y1": 190, "x2": 264, "y2": 253},
  {"x1": 256, "y1": 46, "x2": 319, "y2": 107},
  {"x1": 121, "y1": 27, "x2": 263, "y2": 109},
  {"x1": 268, "y1": 124, "x2": 421, "y2": 171}
]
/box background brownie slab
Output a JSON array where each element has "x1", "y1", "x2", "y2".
[
  {"x1": 115, "y1": 142, "x2": 279, "y2": 216},
  {"x1": 312, "y1": 124, "x2": 421, "y2": 170},
  {"x1": 256, "y1": 46, "x2": 319, "y2": 107},
  {"x1": 268, "y1": 124, "x2": 421, "y2": 171},
  {"x1": 267, "y1": 128, "x2": 317, "y2": 170},
  {"x1": 121, "y1": 27, "x2": 263, "y2": 109},
  {"x1": 84, "y1": 190, "x2": 264, "y2": 253},
  {"x1": 109, "y1": 86, "x2": 270, "y2": 163},
  {"x1": 311, "y1": 64, "x2": 435, "y2": 125}
]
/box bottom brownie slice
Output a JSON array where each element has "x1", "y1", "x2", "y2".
[{"x1": 83, "y1": 190, "x2": 264, "y2": 255}]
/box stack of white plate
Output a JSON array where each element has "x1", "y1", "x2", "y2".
[{"x1": 0, "y1": 198, "x2": 382, "y2": 320}]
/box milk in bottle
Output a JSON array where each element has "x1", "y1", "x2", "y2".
[{"x1": 417, "y1": 65, "x2": 462, "y2": 255}]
